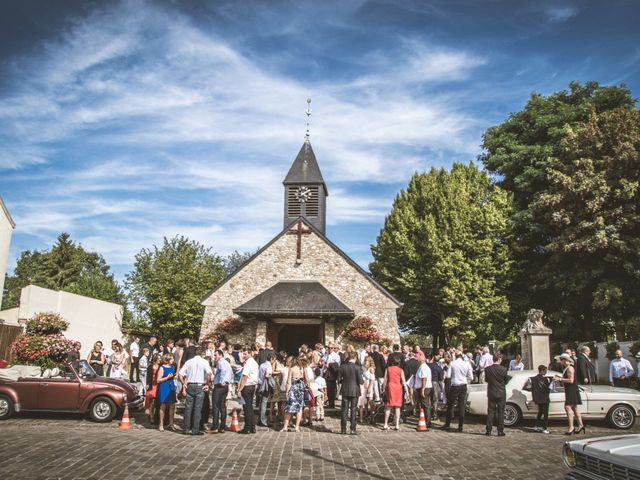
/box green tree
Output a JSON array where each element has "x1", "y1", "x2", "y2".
[
  {"x1": 370, "y1": 163, "x2": 513, "y2": 348},
  {"x1": 223, "y1": 249, "x2": 257, "y2": 276},
  {"x1": 2, "y1": 233, "x2": 128, "y2": 315},
  {"x1": 480, "y1": 81, "x2": 639, "y2": 339},
  {"x1": 125, "y1": 236, "x2": 226, "y2": 340}
]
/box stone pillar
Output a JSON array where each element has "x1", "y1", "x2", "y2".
[
  {"x1": 255, "y1": 319, "x2": 267, "y2": 346},
  {"x1": 324, "y1": 321, "x2": 335, "y2": 345},
  {"x1": 519, "y1": 309, "x2": 552, "y2": 370}
]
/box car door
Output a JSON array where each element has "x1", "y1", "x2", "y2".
[
  {"x1": 548, "y1": 378, "x2": 567, "y2": 417},
  {"x1": 37, "y1": 373, "x2": 81, "y2": 410},
  {"x1": 11, "y1": 379, "x2": 40, "y2": 410}
]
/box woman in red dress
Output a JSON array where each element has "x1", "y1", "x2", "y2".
[
  {"x1": 383, "y1": 355, "x2": 409, "y2": 430},
  {"x1": 144, "y1": 354, "x2": 161, "y2": 423}
]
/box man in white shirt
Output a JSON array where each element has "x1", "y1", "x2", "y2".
[
  {"x1": 129, "y1": 337, "x2": 140, "y2": 382},
  {"x1": 609, "y1": 350, "x2": 635, "y2": 388},
  {"x1": 237, "y1": 346, "x2": 259, "y2": 434},
  {"x1": 103, "y1": 339, "x2": 116, "y2": 377},
  {"x1": 179, "y1": 345, "x2": 212, "y2": 435},
  {"x1": 443, "y1": 351, "x2": 474, "y2": 432},
  {"x1": 415, "y1": 352, "x2": 432, "y2": 428},
  {"x1": 478, "y1": 347, "x2": 493, "y2": 383},
  {"x1": 257, "y1": 352, "x2": 274, "y2": 427}
]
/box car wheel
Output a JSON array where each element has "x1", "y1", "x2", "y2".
[
  {"x1": 89, "y1": 397, "x2": 117, "y2": 423},
  {"x1": 0, "y1": 394, "x2": 14, "y2": 420},
  {"x1": 607, "y1": 404, "x2": 635, "y2": 429},
  {"x1": 503, "y1": 403, "x2": 522, "y2": 427}
]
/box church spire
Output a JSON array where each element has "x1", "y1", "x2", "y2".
[{"x1": 283, "y1": 99, "x2": 328, "y2": 234}]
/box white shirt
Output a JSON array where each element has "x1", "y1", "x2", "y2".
[
  {"x1": 129, "y1": 341, "x2": 139, "y2": 358},
  {"x1": 139, "y1": 356, "x2": 149, "y2": 371},
  {"x1": 315, "y1": 376, "x2": 326, "y2": 391},
  {"x1": 609, "y1": 358, "x2": 634, "y2": 382},
  {"x1": 509, "y1": 360, "x2": 525, "y2": 371},
  {"x1": 326, "y1": 351, "x2": 341, "y2": 365},
  {"x1": 280, "y1": 367, "x2": 289, "y2": 392},
  {"x1": 242, "y1": 357, "x2": 259, "y2": 386},
  {"x1": 449, "y1": 357, "x2": 474, "y2": 386},
  {"x1": 103, "y1": 346, "x2": 114, "y2": 364},
  {"x1": 258, "y1": 361, "x2": 273, "y2": 385},
  {"x1": 416, "y1": 363, "x2": 432, "y2": 389},
  {"x1": 479, "y1": 353, "x2": 493, "y2": 370},
  {"x1": 359, "y1": 350, "x2": 369, "y2": 365},
  {"x1": 179, "y1": 355, "x2": 212, "y2": 383}
]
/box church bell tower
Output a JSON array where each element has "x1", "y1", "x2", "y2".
[{"x1": 283, "y1": 99, "x2": 328, "y2": 234}]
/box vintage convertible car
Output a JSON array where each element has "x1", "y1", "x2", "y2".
[
  {"x1": 563, "y1": 434, "x2": 640, "y2": 480},
  {"x1": 0, "y1": 360, "x2": 144, "y2": 422},
  {"x1": 466, "y1": 370, "x2": 640, "y2": 429}
]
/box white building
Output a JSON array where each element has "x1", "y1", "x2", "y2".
[
  {"x1": 0, "y1": 196, "x2": 16, "y2": 308},
  {"x1": 0, "y1": 285, "x2": 124, "y2": 357}
]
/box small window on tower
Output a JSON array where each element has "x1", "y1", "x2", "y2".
[
  {"x1": 305, "y1": 186, "x2": 319, "y2": 216},
  {"x1": 287, "y1": 188, "x2": 301, "y2": 216}
]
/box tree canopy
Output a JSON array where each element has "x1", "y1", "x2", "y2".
[
  {"x1": 480, "y1": 81, "x2": 639, "y2": 340},
  {"x1": 370, "y1": 163, "x2": 513, "y2": 347},
  {"x1": 2, "y1": 233, "x2": 128, "y2": 317},
  {"x1": 125, "y1": 235, "x2": 226, "y2": 340}
]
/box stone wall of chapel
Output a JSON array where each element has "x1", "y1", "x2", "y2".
[{"x1": 200, "y1": 231, "x2": 400, "y2": 345}]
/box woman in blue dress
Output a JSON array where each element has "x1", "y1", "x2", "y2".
[
  {"x1": 280, "y1": 357, "x2": 310, "y2": 432},
  {"x1": 156, "y1": 353, "x2": 177, "y2": 431}
]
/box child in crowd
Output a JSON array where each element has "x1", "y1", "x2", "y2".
[
  {"x1": 313, "y1": 368, "x2": 326, "y2": 421},
  {"x1": 138, "y1": 347, "x2": 150, "y2": 393}
]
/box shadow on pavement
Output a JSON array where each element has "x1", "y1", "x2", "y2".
[{"x1": 303, "y1": 448, "x2": 390, "y2": 480}]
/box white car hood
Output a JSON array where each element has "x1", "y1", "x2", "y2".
[{"x1": 571, "y1": 434, "x2": 640, "y2": 470}]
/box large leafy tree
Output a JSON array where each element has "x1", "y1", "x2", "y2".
[
  {"x1": 480, "y1": 81, "x2": 639, "y2": 339},
  {"x1": 370, "y1": 163, "x2": 513, "y2": 348},
  {"x1": 2, "y1": 233, "x2": 127, "y2": 315},
  {"x1": 125, "y1": 236, "x2": 226, "y2": 340}
]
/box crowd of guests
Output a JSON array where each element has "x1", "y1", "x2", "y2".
[{"x1": 72, "y1": 337, "x2": 636, "y2": 436}]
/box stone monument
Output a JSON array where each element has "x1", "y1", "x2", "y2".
[{"x1": 519, "y1": 309, "x2": 552, "y2": 370}]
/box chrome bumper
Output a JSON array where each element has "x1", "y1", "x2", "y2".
[{"x1": 125, "y1": 395, "x2": 144, "y2": 410}]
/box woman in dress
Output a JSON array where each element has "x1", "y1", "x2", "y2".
[
  {"x1": 554, "y1": 353, "x2": 585, "y2": 435},
  {"x1": 383, "y1": 354, "x2": 409, "y2": 430},
  {"x1": 87, "y1": 342, "x2": 105, "y2": 376},
  {"x1": 279, "y1": 356, "x2": 292, "y2": 421},
  {"x1": 156, "y1": 353, "x2": 177, "y2": 432},
  {"x1": 268, "y1": 352, "x2": 283, "y2": 424},
  {"x1": 144, "y1": 353, "x2": 162, "y2": 423},
  {"x1": 109, "y1": 343, "x2": 127, "y2": 379},
  {"x1": 359, "y1": 356, "x2": 378, "y2": 422},
  {"x1": 509, "y1": 354, "x2": 525, "y2": 371},
  {"x1": 280, "y1": 357, "x2": 310, "y2": 432}
]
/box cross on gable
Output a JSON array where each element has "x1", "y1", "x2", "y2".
[{"x1": 287, "y1": 219, "x2": 312, "y2": 261}]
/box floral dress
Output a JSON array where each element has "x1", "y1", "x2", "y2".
[
  {"x1": 286, "y1": 377, "x2": 306, "y2": 413},
  {"x1": 269, "y1": 362, "x2": 283, "y2": 403}
]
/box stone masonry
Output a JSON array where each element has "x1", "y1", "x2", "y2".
[{"x1": 200, "y1": 220, "x2": 401, "y2": 346}]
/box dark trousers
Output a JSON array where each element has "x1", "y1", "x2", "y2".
[
  {"x1": 200, "y1": 390, "x2": 210, "y2": 431},
  {"x1": 341, "y1": 395, "x2": 358, "y2": 432},
  {"x1": 129, "y1": 357, "x2": 139, "y2": 382},
  {"x1": 326, "y1": 379, "x2": 337, "y2": 408},
  {"x1": 486, "y1": 396, "x2": 505, "y2": 432},
  {"x1": 613, "y1": 377, "x2": 631, "y2": 388},
  {"x1": 416, "y1": 388, "x2": 431, "y2": 423},
  {"x1": 535, "y1": 402, "x2": 549, "y2": 430},
  {"x1": 430, "y1": 383, "x2": 441, "y2": 419},
  {"x1": 445, "y1": 384, "x2": 467, "y2": 429},
  {"x1": 241, "y1": 385, "x2": 256, "y2": 431},
  {"x1": 184, "y1": 384, "x2": 205, "y2": 434},
  {"x1": 212, "y1": 385, "x2": 229, "y2": 430}
]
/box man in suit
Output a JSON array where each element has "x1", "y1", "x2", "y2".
[
  {"x1": 370, "y1": 344, "x2": 386, "y2": 393},
  {"x1": 388, "y1": 344, "x2": 405, "y2": 369},
  {"x1": 576, "y1": 346, "x2": 597, "y2": 385},
  {"x1": 338, "y1": 351, "x2": 363, "y2": 435},
  {"x1": 485, "y1": 354, "x2": 509, "y2": 436}
]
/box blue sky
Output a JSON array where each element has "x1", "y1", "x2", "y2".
[{"x1": 1, "y1": 0, "x2": 639, "y2": 282}]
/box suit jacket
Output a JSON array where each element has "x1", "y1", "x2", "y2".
[
  {"x1": 338, "y1": 362, "x2": 363, "y2": 397},
  {"x1": 370, "y1": 351, "x2": 386, "y2": 379},
  {"x1": 576, "y1": 353, "x2": 597, "y2": 385},
  {"x1": 485, "y1": 363, "x2": 509, "y2": 399}
]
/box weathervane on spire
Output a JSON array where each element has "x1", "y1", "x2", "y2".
[{"x1": 305, "y1": 97, "x2": 312, "y2": 140}]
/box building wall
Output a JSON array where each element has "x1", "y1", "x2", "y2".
[
  {"x1": 0, "y1": 198, "x2": 15, "y2": 308},
  {"x1": 201, "y1": 229, "x2": 400, "y2": 346},
  {"x1": 16, "y1": 285, "x2": 124, "y2": 357}
]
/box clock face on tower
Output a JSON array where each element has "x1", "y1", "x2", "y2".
[{"x1": 295, "y1": 186, "x2": 312, "y2": 203}]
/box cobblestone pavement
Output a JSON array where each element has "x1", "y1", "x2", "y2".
[{"x1": 1, "y1": 406, "x2": 638, "y2": 480}]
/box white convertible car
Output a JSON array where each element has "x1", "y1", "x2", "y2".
[{"x1": 466, "y1": 370, "x2": 640, "y2": 429}]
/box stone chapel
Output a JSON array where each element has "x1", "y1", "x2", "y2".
[{"x1": 199, "y1": 138, "x2": 401, "y2": 354}]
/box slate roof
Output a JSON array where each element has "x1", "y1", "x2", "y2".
[
  {"x1": 283, "y1": 139, "x2": 328, "y2": 193},
  {"x1": 233, "y1": 280, "x2": 354, "y2": 317},
  {"x1": 199, "y1": 216, "x2": 403, "y2": 309}
]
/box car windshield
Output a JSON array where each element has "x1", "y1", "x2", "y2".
[{"x1": 77, "y1": 359, "x2": 97, "y2": 378}]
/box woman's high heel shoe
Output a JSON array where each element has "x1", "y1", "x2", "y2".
[
  {"x1": 575, "y1": 425, "x2": 586, "y2": 434},
  {"x1": 564, "y1": 429, "x2": 575, "y2": 435}
]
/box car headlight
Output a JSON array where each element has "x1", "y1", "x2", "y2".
[
  {"x1": 562, "y1": 444, "x2": 576, "y2": 468},
  {"x1": 123, "y1": 393, "x2": 128, "y2": 402}
]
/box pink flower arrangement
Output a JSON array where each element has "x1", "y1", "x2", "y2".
[
  {"x1": 344, "y1": 316, "x2": 383, "y2": 343},
  {"x1": 25, "y1": 312, "x2": 69, "y2": 335},
  {"x1": 11, "y1": 333, "x2": 75, "y2": 367},
  {"x1": 214, "y1": 316, "x2": 243, "y2": 335}
]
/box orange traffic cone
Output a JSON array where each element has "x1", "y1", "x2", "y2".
[
  {"x1": 119, "y1": 405, "x2": 133, "y2": 430},
  {"x1": 227, "y1": 409, "x2": 241, "y2": 432},
  {"x1": 417, "y1": 407, "x2": 428, "y2": 431}
]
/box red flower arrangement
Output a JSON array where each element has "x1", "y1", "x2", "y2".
[
  {"x1": 11, "y1": 312, "x2": 76, "y2": 369},
  {"x1": 214, "y1": 315, "x2": 244, "y2": 335},
  {"x1": 344, "y1": 315, "x2": 383, "y2": 343}
]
